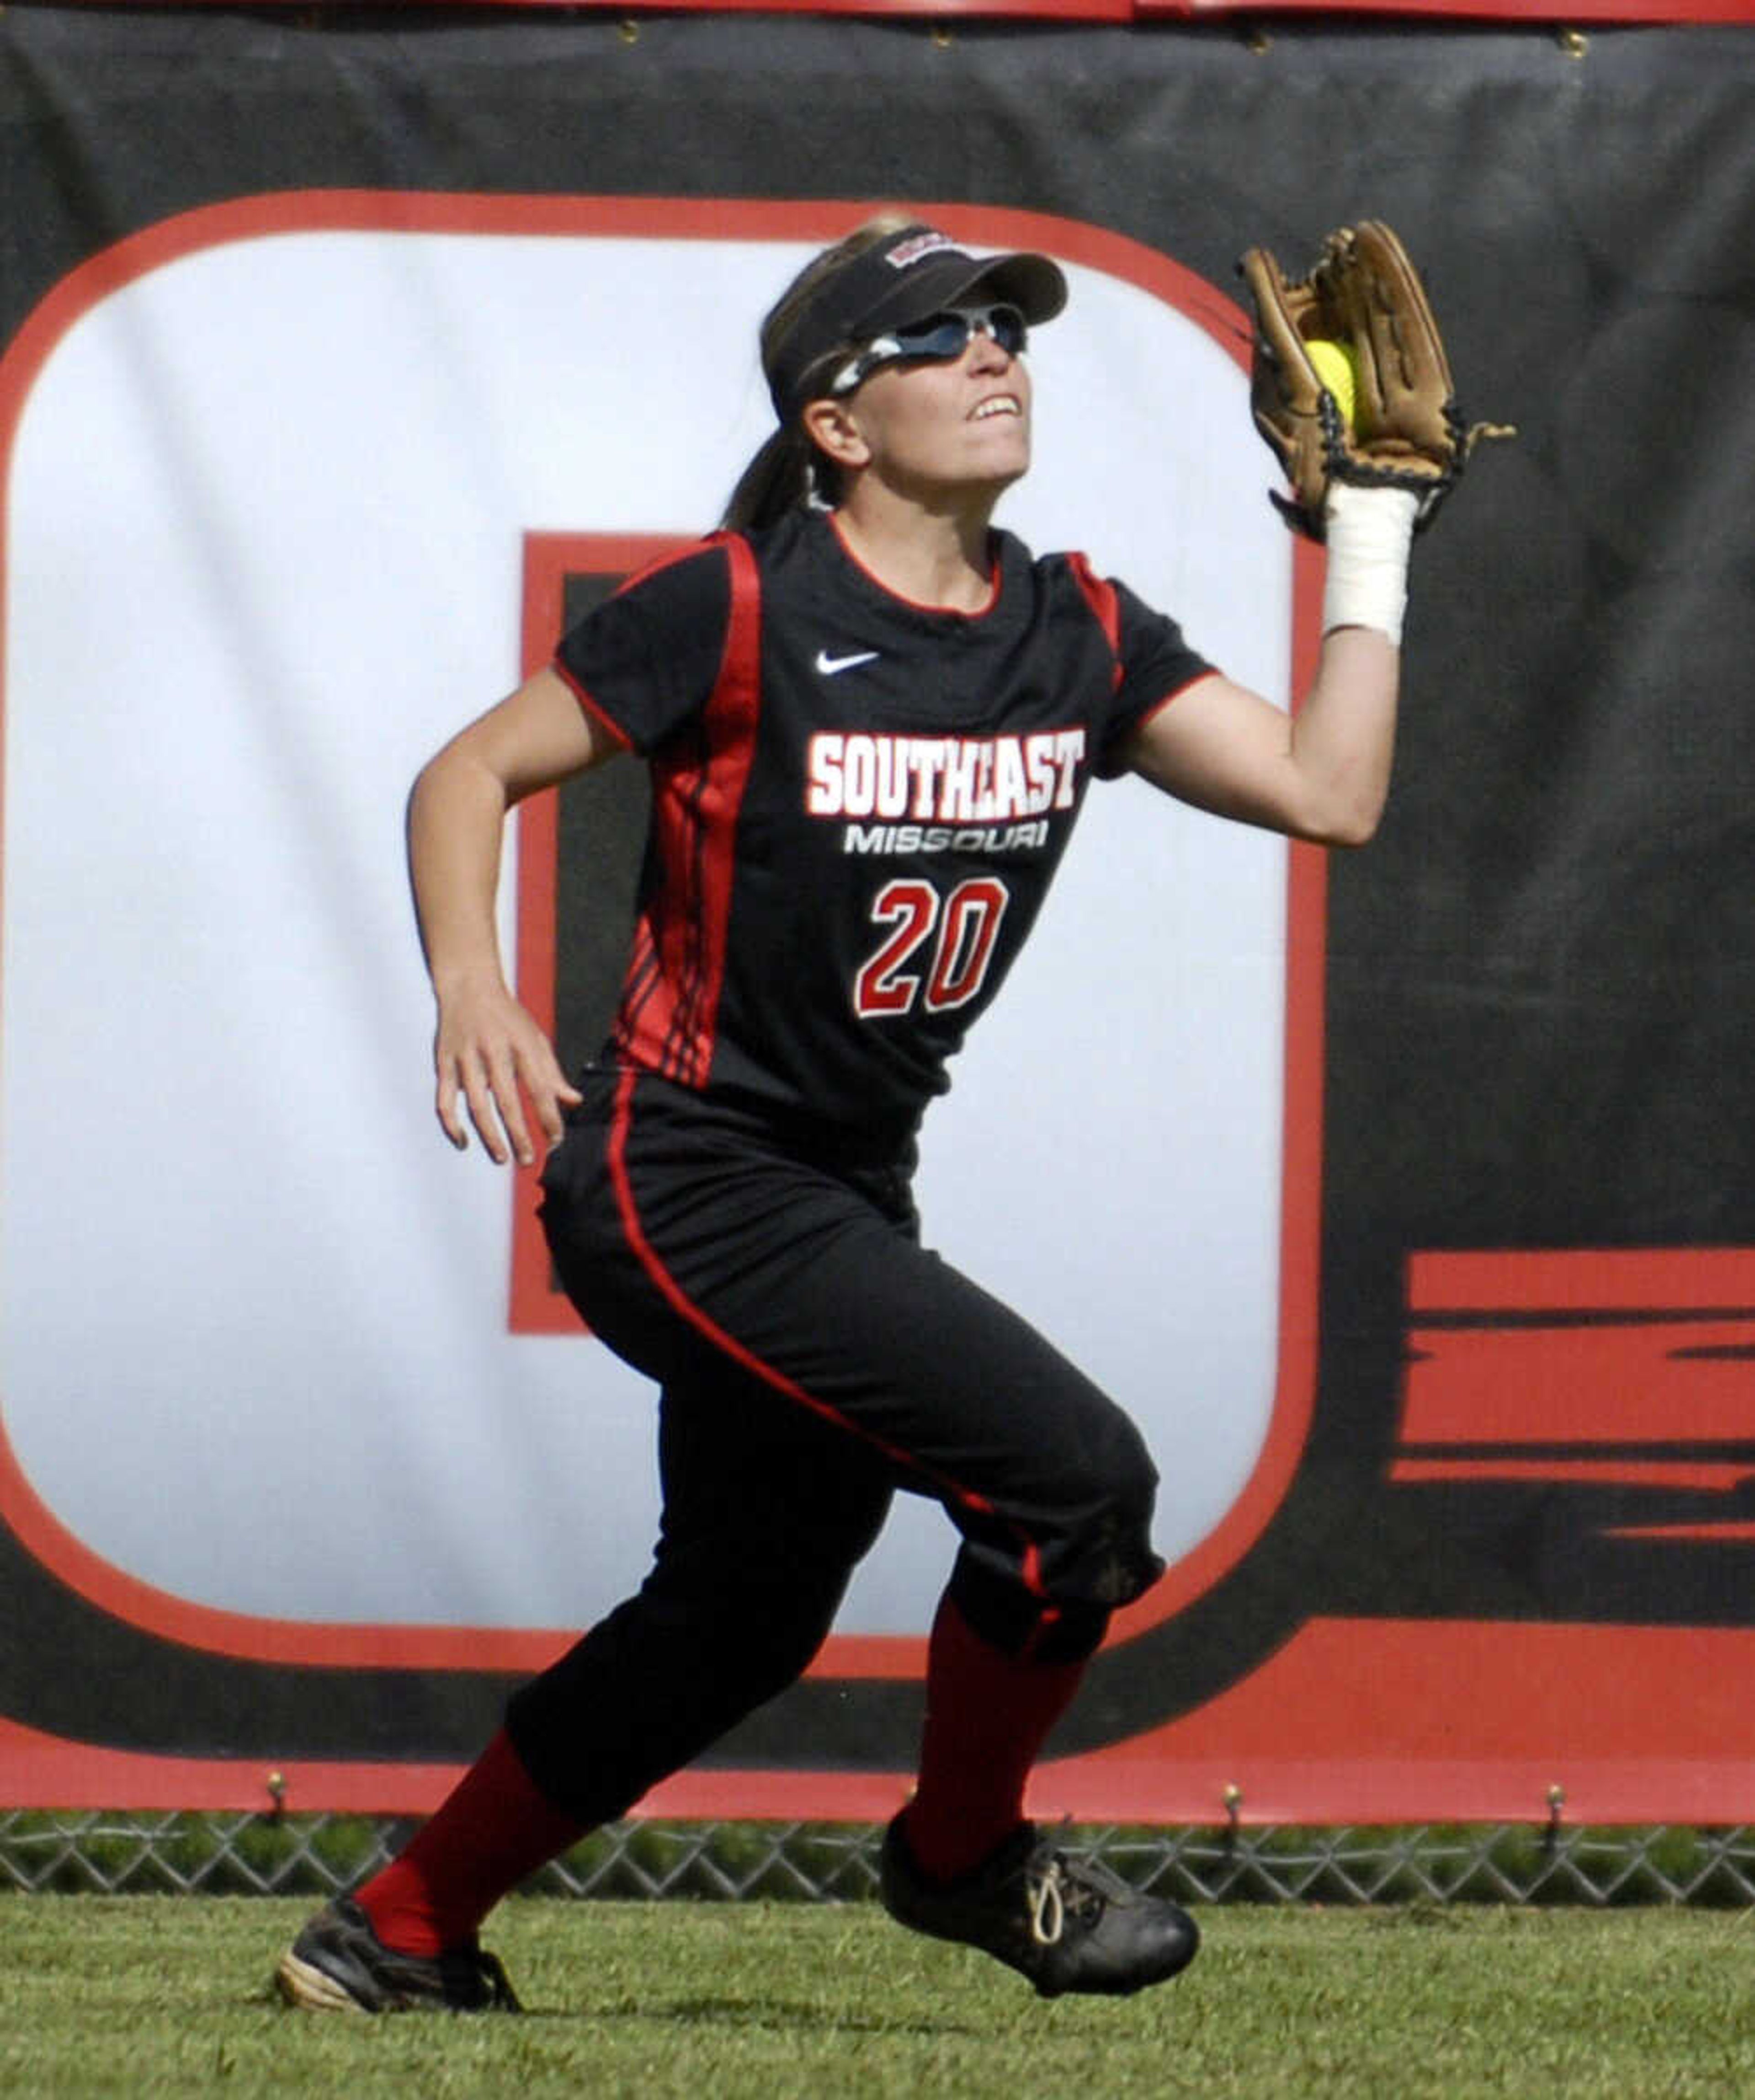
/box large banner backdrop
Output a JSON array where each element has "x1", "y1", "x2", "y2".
[{"x1": 1, "y1": 11, "x2": 1752, "y2": 1824}]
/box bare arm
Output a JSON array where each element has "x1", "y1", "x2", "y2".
[
  {"x1": 407, "y1": 666, "x2": 619, "y2": 1164},
  {"x1": 1122, "y1": 481, "x2": 1417, "y2": 844},
  {"x1": 1120, "y1": 622, "x2": 1399, "y2": 847}
]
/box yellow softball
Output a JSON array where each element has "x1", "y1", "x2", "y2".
[{"x1": 1306, "y1": 338, "x2": 1360, "y2": 431}]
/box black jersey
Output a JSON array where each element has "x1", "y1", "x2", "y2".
[{"x1": 553, "y1": 508, "x2": 1212, "y2": 1142}]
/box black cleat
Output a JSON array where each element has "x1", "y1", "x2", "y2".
[
  {"x1": 274, "y1": 1897, "x2": 522, "y2": 2014},
  {"x1": 879, "y1": 1814, "x2": 1199, "y2": 1999}
]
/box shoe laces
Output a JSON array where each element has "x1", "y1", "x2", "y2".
[
  {"x1": 1016, "y1": 1839, "x2": 1108, "y2": 1949},
  {"x1": 1026, "y1": 1856, "x2": 1068, "y2": 1947}
]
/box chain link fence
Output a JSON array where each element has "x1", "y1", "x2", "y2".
[{"x1": 5, "y1": 1812, "x2": 1755, "y2": 1907}]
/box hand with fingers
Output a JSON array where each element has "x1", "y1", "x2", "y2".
[{"x1": 433, "y1": 973, "x2": 582, "y2": 1167}]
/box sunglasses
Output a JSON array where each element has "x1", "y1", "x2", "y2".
[{"x1": 828, "y1": 304, "x2": 1029, "y2": 397}]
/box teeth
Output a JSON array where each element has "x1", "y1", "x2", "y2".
[{"x1": 974, "y1": 398, "x2": 1019, "y2": 421}]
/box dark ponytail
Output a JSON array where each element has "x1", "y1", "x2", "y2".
[
  {"x1": 722, "y1": 426, "x2": 818, "y2": 534},
  {"x1": 719, "y1": 212, "x2": 916, "y2": 533}
]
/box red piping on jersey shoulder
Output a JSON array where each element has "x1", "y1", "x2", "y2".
[
  {"x1": 1065, "y1": 553, "x2": 1123, "y2": 693},
  {"x1": 611, "y1": 535, "x2": 722, "y2": 602},
  {"x1": 553, "y1": 535, "x2": 731, "y2": 750}
]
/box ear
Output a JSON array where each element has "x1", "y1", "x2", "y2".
[{"x1": 800, "y1": 397, "x2": 871, "y2": 473}]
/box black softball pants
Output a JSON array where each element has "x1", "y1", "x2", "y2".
[{"x1": 507, "y1": 1065, "x2": 1163, "y2": 1828}]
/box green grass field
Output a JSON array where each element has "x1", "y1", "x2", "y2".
[{"x1": 2, "y1": 1896, "x2": 1752, "y2": 2096}]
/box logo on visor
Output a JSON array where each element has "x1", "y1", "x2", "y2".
[{"x1": 887, "y1": 232, "x2": 963, "y2": 271}]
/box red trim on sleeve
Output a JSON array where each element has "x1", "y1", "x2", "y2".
[
  {"x1": 1069, "y1": 546, "x2": 1223, "y2": 774},
  {"x1": 549, "y1": 655, "x2": 635, "y2": 753},
  {"x1": 1130, "y1": 666, "x2": 1224, "y2": 740},
  {"x1": 1101, "y1": 668, "x2": 1226, "y2": 781}
]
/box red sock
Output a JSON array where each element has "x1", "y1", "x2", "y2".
[
  {"x1": 355, "y1": 1728, "x2": 585, "y2": 1956},
  {"x1": 900, "y1": 1594, "x2": 1088, "y2": 1885}
]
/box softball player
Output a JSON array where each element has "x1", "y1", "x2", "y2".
[{"x1": 278, "y1": 215, "x2": 1417, "y2": 2013}]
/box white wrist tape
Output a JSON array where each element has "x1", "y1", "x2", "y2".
[{"x1": 1321, "y1": 483, "x2": 1420, "y2": 648}]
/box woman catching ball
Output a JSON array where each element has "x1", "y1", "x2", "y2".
[{"x1": 277, "y1": 212, "x2": 1419, "y2": 2014}]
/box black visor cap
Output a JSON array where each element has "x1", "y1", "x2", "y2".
[{"x1": 768, "y1": 224, "x2": 1068, "y2": 419}]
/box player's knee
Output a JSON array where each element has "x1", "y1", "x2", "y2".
[
  {"x1": 1061, "y1": 1413, "x2": 1161, "y2": 1600},
  {"x1": 949, "y1": 1410, "x2": 1163, "y2": 1642}
]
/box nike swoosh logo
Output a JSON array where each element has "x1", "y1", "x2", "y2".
[{"x1": 814, "y1": 647, "x2": 880, "y2": 676}]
